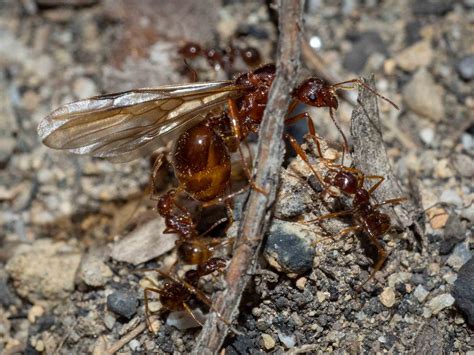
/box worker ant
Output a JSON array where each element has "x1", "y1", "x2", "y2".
[
  {"x1": 178, "y1": 41, "x2": 262, "y2": 74},
  {"x1": 39, "y1": 63, "x2": 399, "y2": 232},
  {"x1": 295, "y1": 134, "x2": 406, "y2": 290},
  {"x1": 142, "y1": 257, "x2": 227, "y2": 332}
]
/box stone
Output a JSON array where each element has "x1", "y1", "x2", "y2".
[
  {"x1": 419, "y1": 127, "x2": 435, "y2": 145},
  {"x1": 457, "y1": 55, "x2": 474, "y2": 80},
  {"x1": 446, "y1": 242, "x2": 471, "y2": 271},
  {"x1": 387, "y1": 272, "x2": 412, "y2": 288},
  {"x1": 414, "y1": 285, "x2": 429, "y2": 303},
  {"x1": 412, "y1": 0, "x2": 454, "y2": 15},
  {"x1": 439, "y1": 189, "x2": 463, "y2": 206},
  {"x1": 128, "y1": 339, "x2": 141, "y2": 352},
  {"x1": 395, "y1": 41, "x2": 433, "y2": 71},
  {"x1": 379, "y1": 287, "x2": 396, "y2": 308},
  {"x1": 427, "y1": 293, "x2": 455, "y2": 315},
  {"x1": 402, "y1": 68, "x2": 445, "y2": 122},
  {"x1": 73, "y1": 77, "x2": 97, "y2": 98},
  {"x1": 0, "y1": 137, "x2": 15, "y2": 167},
  {"x1": 77, "y1": 247, "x2": 113, "y2": 287},
  {"x1": 263, "y1": 220, "x2": 315, "y2": 277},
  {"x1": 261, "y1": 334, "x2": 276, "y2": 350},
  {"x1": 439, "y1": 214, "x2": 466, "y2": 254},
  {"x1": 453, "y1": 257, "x2": 474, "y2": 325},
  {"x1": 277, "y1": 332, "x2": 296, "y2": 348},
  {"x1": 111, "y1": 218, "x2": 178, "y2": 265},
  {"x1": 427, "y1": 207, "x2": 449, "y2": 229},
  {"x1": 5, "y1": 240, "x2": 82, "y2": 302},
  {"x1": 343, "y1": 32, "x2": 387, "y2": 73},
  {"x1": 274, "y1": 169, "x2": 315, "y2": 219},
  {"x1": 107, "y1": 291, "x2": 138, "y2": 320}
]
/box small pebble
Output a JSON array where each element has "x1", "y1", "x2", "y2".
[
  {"x1": 402, "y1": 68, "x2": 445, "y2": 122},
  {"x1": 379, "y1": 287, "x2": 396, "y2": 308},
  {"x1": 343, "y1": 31, "x2": 387, "y2": 73},
  {"x1": 439, "y1": 189, "x2": 463, "y2": 206},
  {"x1": 427, "y1": 207, "x2": 449, "y2": 229},
  {"x1": 395, "y1": 41, "x2": 433, "y2": 71},
  {"x1": 103, "y1": 314, "x2": 116, "y2": 330},
  {"x1": 261, "y1": 333, "x2": 276, "y2": 350},
  {"x1": 296, "y1": 277, "x2": 307, "y2": 290},
  {"x1": 414, "y1": 285, "x2": 429, "y2": 303},
  {"x1": 453, "y1": 257, "x2": 474, "y2": 326},
  {"x1": 457, "y1": 55, "x2": 474, "y2": 81},
  {"x1": 419, "y1": 127, "x2": 435, "y2": 145},
  {"x1": 446, "y1": 242, "x2": 471, "y2": 271},
  {"x1": 28, "y1": 305, "x2": 45, "y2": 323},
  {"x1": 277, "y1": 332, "x2": 296, "y2": 348},
  {"x1": 107, "y1": 291, "x2": 138, "y2": 320},
  {"x1": 427, "y1": 293, "x2": 455, "y2": 315},
  {"x1": 73, "y1": 77, "x2": 97, "y2": 98},
  {"x1": 264, "y1": 221, "x2": 315, "y2": 277},
  {"x1": 128, "y1": 339, "x2": 141, "y2": 352}
]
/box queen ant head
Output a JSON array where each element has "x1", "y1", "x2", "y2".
[{"x1": 292, "y1": 78, "x2": 339, "y2": 110}]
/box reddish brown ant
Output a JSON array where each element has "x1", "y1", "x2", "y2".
[
  {"x1": 155, "y1": 188, "x2": 234, "y2": 266},
  {"x1": 295, "y1": 136, "x2": 406, "y2": 290},
  {"x1": 39, "y1": 63, "x2": 399, "y2": 213},
  {"x1": 178, "y1": 41, "x2": 262, "y2": 74},
  {"x1": 142, "y1": 257, "x2": 227, "y2": 331}
]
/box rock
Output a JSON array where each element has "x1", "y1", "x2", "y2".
[
  {"x1": 414, "y1": 285, "x2": 429, "y2": 303},
  {"x1": 343, "y1": 32, "x2": 387, "y2": 73},
  {"x1": 457, "y1": 55, "x2": 474, "y2": 80},
  {"x1": 28, "y1": 305, "x2": 45, "y2": 323},
  {"x1": 427, "y1": 207, "x2": 449, "y2": 229},
  {"x1": 111, "y1": 218, "x2": 178, "y2": 265},
  {"x1": 0, "y1": 270, "x2": 18, "y2": 307},
  {"x1": 453, "y1": 257, "x2": 474, "y2": 325},
  {"x1": 439, "y1": 189, "x2": 463, "y2": 206},
  {"x1": 73, "y1": 77, "x2": 97, "y2": 98},
  {"x1": 446, "y1": 242, "x2": 471, "y2": 271},
  {"x1": 5, "y1": 240, "x2": 82, "y2": 302},
  {"x1": 0, "y1": 137, "x2": 15, "y2": 167},
  {"x1": 264, "y1": 220, "x2": 315, "y2": 277},
  {"x1": 403, "y1": 68, "x2": 445, "y2": 122},
  {"x1": 419, "y1": 127, "x2": 435, "y2": 145},
  {"x1": 395, "y1": 41, "x2": 433, "y2": 71},
  {"x1": 277, "y1": 332, "x2": 296, "y2": 348},
  {"x1": 439, "y1": 214, "x2": 466, "y2": 255},
  {"x1": 414, "y1": 319, "x2": 444, "y2": 353},
  {"x1": 128, "y1": 339, "x2": 141, "y2": 352},
  {"x1": 261, "y1": 333, "x2": 276, "y2": 350},
  {"x1": 77, "y1": 247, "x2": 113, "y2": 287},
  {"x1": 274, "y1": 169, "x2": 315, "y2": 219},
  {"x1": 387, "y1": 272, "x2": 412, "y2": 287},
  {"x1": 426, "y1": 293, "x2": 455, "y2": 315},
  {"x1": 454, "y1": 154, "x2": 474, "y2": 178},
  {"x1": 412, "y1": 0, "x2": 454, "y2": 16},
  {"x1": 107, "y1": 290, "x2": 138, "y2": 320},
  {"x1": 379, "y1": 287, "x2": 396, "y2": 308}
]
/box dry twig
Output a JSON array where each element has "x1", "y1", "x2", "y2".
[{"x1": 191, "y1": 0, "x2": 304, "y2": 352}]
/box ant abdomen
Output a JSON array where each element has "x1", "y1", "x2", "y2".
[
  {"x1": 178, "y1": 239, "x2": 213, "y2": 265},
  {"x1": 173, "y1": 122, "x2": 231, "y2": 202}
]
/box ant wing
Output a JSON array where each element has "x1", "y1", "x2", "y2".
[{"x1": 38, "y1": 81, "x2": 243, "y2": 162}]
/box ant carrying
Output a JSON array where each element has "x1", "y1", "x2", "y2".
[{"x1": 294, "y1": 134, "x2": 406, "y2": 290}]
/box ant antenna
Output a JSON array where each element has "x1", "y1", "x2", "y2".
[
  {"x1": 183, "y1": 59, "x2": 199, "y2": 83},
  {"x1": 332, "y1": 79, "x2": 399, "y2": 110}
]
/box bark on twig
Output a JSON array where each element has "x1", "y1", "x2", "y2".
[
  {"x1": 350, "y1": 77, "x2": 425, "y2": 243},
  {"x1": 191, "y1": 0, "x2": 304, "y2": 352}
]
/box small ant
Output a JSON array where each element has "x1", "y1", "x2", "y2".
[
  {"x1": 142, "y1": 257, "x2": 227, "y2": 331},
  {"x1": 178, "y1": 41, "x2": 262, "y2": 73},
  {"x1": 295, "y1": 135, "x2": 406, "y2": 290},
  {"x1": 155, "y1": 188, "x2": 234, "y2": 266}
]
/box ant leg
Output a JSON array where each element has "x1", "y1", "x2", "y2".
[
  {"x1": 143, "y1": 287, "x2": 164, "y2": 332},
  {"x1": 374, "y1": 197, "x2": 407, "y2": 208},
  {"x1": 332, "y1": 79, "x2": 399, "y2": 110},
  {"x1": 313, "y1": 225, "x2": 362, "y2": 245},
  {"x1": 365, "y1": 175, "x2": 385, "y2": 195},
  {"x1": 182, "y1": 302, "x2": 204, "y2": 327},
  {"x1": 285, "y1": 133, "x2": 326, "y2": 187},
  {"x1": 284, "y1": 111, "x2": 327, "y2": 160},
  {"x1": 197, "y1": 216, "x2": 230, "y2": 238},
  {"x1": 356, "y1": 236, "x2": 388, "y2": 292},
  {"x1": 305, "y1": 209, "x2": 354, "y2": 224},
  {"x1": 237, "y1": 142, "x2": 268, "y2": 195},
  {"x1": 201, "y1": 185, "x2": 250, "y2": 208}
]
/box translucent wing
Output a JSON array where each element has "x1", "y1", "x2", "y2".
[{"x1": 38, "y1": 81, "x2": 243, "y2": 162}]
